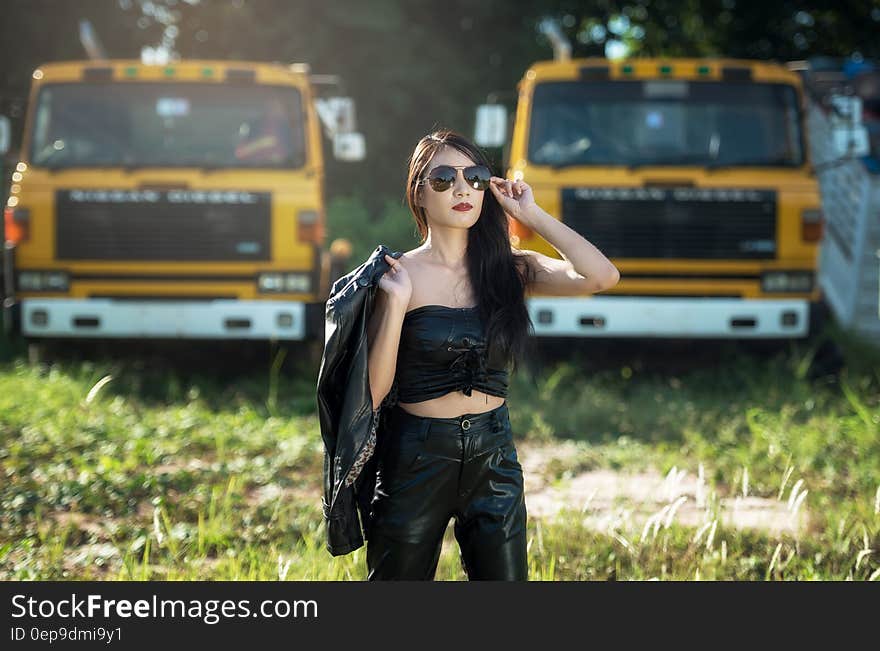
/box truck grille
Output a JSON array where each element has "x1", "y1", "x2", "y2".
[
  {"x1": 56, "y1": 189, "x2": 271, "y2": 261},
  {"x1": 561, "y1": 187, "x2": 777, "y2": 260}
]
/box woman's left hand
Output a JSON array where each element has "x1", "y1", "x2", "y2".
[{"x1": 489, "y1": 176, "x2": 537, "y2": 226}]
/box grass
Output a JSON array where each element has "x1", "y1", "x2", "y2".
[{"x1": 1, "y1": 319, "x2": 879, "y2": 580}]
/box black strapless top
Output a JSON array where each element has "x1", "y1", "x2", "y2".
[{"x1": 393, "y1": 304, "x2": 510, "y2": 403}]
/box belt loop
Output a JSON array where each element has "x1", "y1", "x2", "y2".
[{"x1": 420, "y1": 419, "x2": 431, "y2": 441}]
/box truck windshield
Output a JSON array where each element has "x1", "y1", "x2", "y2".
[
  {"x1": 28, "y1": 82, "x2": 307, "y2": 169},
  {"x1": 527, "y1": 80, "x2": 804, "y2": 169}
]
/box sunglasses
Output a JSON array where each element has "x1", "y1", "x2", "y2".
[{"x1": 417, "y1": 164, "x2": 492, "y2": 192}]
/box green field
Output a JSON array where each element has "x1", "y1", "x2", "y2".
[{"x1": 1, "y1": 322, "x2": 878, "y2": 581}]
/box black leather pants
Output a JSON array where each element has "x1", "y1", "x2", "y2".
[{"x1": 365, "y1": 401, "x2": 528, "y2": 580}]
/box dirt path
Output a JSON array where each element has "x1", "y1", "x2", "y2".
[{"x1": 516, "y1": 440, "x2": 808, "y2": 537}]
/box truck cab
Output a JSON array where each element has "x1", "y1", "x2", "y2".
[
  {"x1": 477, "y1": 56, "x2": 825, "y2": 339},
  {"x1": 3, "y1": 59, "x2": 362, "y2": 348}
]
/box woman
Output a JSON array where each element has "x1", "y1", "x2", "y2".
[{"x1": 365, "y1": 129, "x2": 619, "y2": 580}]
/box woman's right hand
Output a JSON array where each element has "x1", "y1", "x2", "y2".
[{"x1": 378, "y1": 253, "x2": 412, "y2": 307}]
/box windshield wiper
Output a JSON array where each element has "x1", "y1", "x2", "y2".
[
  {"x1": 627, "y1": 153, "x2": 718, "y2": 170},
  {"x1": 196, "y1": 163, "x2": 235, "y2": 173},
  {"x1": 118, "y1": 163, "x2": 229, "y2": 173},
  {"x1": 44, "y1": 163, "x2": 74, "y2": 173},
  {"x1": 120, "y1": 164, "x2": 157, "y2": 173},
  {"x1": 705, "y1": 156, "x2": 798, "y2": 171},
  {"x1": 549, "y1": 159, "x2": 593, "y2": 171}
]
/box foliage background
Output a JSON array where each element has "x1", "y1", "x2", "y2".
[{"x1": 2, "y1": 0, "x2": 879, "y2": 223}]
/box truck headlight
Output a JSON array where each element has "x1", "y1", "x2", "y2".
[
  {"x1": 761, "y1": 271, "x2": 813, "y2": 293},
  {"x1": 45, "y1": 272, "x2": 69, "y2": 290},
  {"x1": 18, "y1": 270, "x2": 69, "y2": 291},
  {"x1": 283, "y1": 273, "x2": 310, "y2": 292},
  {"x1": 258, "y1": 272, "x2": 310, "y2": 293},
  {"x1": 18, "y1": 271, "x2": 43, "y2": 291},
  {"x1": 258, "y1": 273, "x2": 284, "y2": 292}
]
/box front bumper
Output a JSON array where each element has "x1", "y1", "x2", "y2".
[
  {"x1": 20, "y1": 298, "x2": 322, "y2": 340},
  {"x1": 527, "y1": 296, "x2": 814, "y2": 338}
]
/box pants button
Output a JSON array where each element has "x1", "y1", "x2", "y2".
[{"x1": 461, "y1": 418, "x2": 471, "y2": 430}]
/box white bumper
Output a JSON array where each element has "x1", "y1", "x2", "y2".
[
  {"x1": 527, "y1": 296, "x2": 810, "y2": 338},
  {"x1": 21, "y1": 298, "x2": 308, "y2": 340}
]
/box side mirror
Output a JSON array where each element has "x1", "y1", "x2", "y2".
[
  {"x1": 832, "y1": 125, "x2": 870, "y2": 158},
  {"x1": 828, "y1": 94, "x2": 870, "y2": 158},
  {"x1": 314, "y1": 96, "x2": 365, "y2": 160},
  {"x1": 0, "y1": 116, "x2": 10, "y2": 155},
  {"x1": 474, "y1": 104, "x2": 507, "y2": 147},
  {"x1": 314, "y1": 96, "x2": 358, "y2": 135},
  {"x1": 333, "y1": 132, "x2": 365, "y2": 161}
]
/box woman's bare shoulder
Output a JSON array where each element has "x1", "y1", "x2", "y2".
[{"x1": 396, "y1": 248, "x2": 426, "y2": 269}]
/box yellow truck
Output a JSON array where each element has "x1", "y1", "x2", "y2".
[
  {"x1": 475, "y1": 51, "x2": 827, "y2": 339},
  {"x1": 2, "y1": 59, "x2": 361, "y2": 352}
]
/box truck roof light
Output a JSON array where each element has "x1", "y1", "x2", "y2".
[
  {"x1": 722, "y1": 66, "x2": 752, "y2": 81},
  {"x1": 226, "y1": 68, "x2": 256, "y2": 83},
  {"x1": 83, "y1": 67, "x2": 113, "y2": 81},
  {"x1": 579, "y1": 65, "x2": 610, "y2": 80}
]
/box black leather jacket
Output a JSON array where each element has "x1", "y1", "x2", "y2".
[{"x1": 316, "y1": 243, "x2": 402, "y2": 556}]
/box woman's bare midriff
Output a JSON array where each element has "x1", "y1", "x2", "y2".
[{"x1": 398, "y1": 391, "x2": 505, "y2": 418}]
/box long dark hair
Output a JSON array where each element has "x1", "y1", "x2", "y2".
[{"x1": 404, "y1": 128, "x2": 535, "y2": 373}]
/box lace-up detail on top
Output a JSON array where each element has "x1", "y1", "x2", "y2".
[
  {"x1": 393, "y1": 305, "x2": 509, "y2": 403},
  {"x1": 448, "y1": 339, "x2": 490, "y2": 397}
]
